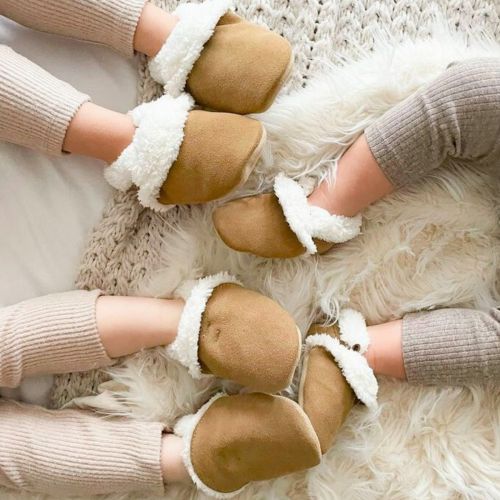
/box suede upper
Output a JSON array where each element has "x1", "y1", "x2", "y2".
[
  {"x1": 187, "y1": 13, "x2": 292, "y2": 114},
  {"x1": 198, "y1": 283, "x2": 300, "y2": 393},
  {"x1": 213, "y1": 192, "x2": 334, "y2": 258},
  {"x1": 299, "y1": 324, "x2": 356, "y2": 454},
  {"x1": 159, "y1": 110, "x2": 263, "y2": 205},
  {"x1": 190, "y1": 393, "x2": 321, "y2": 494}
]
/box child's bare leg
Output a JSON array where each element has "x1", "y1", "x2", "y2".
[
  {"x1": 0, "y1": 44, "x2": 136, "y2": 163},
  {"x1": 308, "y1": 134, "x2": 394, "y2": 217},
  {"x1": 309, "y1": 59, "x2": 500, "y2": 383},
  {"x1": 365, "y1": 320, "x2": 405, "y2": 380},
  {"x1": 62, "y1": 103, "x2": 135, "y2": 163},
  {"x1": 0, "y1": 290, "x2": 184, "y2": 388},
  {"x1": 134, "y1": 3, "x2": 178, "y2": 57},
  {"x1": 96, "y1": 295, "x2": 183, "y2": 358},
  {"x1": 309, "y1": 58, "x2": 500, "y2": 216},
  {"x1": 365, "y1": 306, "x2": 500, "y2": 385}
]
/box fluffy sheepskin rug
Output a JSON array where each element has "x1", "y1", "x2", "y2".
[
  {"x1": 65, "y1": 26, "x2": 500, "y2": 499},
  {"x1": 7, "y1": 23, "x2": 500, "y2": 500}
]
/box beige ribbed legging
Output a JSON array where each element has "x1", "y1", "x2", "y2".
[
  {"x1": 0, "y1": 0, "x2": 167, "y2": 496},
  {"x1": 1, "y1": 0, "x2": 500, "y2": 496}
]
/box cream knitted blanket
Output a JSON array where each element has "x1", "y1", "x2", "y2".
[{"x1": 45, "y1": 1, "x2": 500, "y2": 499}]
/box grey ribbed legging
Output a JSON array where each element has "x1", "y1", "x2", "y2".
[
  {"x1": 0, "y1": 1, "x2": 166, "y2": 497},
  {"x1": 365, "y1": 58, "x2": 500, "y2": 385}
]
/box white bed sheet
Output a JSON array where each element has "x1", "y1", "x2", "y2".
[
  {"x1": 0, "y1": 17, "x2": 138, "y2": 307},
  {"x1": 0, "y1": 17, "x2": 138, "y2": 402}
]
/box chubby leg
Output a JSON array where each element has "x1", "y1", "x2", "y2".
[
  {"x1": 96, "y1": 295, "x2": 183, "y2": 358},
  {"x1": 0, "y1": 289, "x2": 184, "y2": 388},
  {"x1": 214, "y1": 58, "x2": 500, "y2": 257},
  {"x1": 0, "y1": 399, "x2": 188, "y2": 495},
  {"x1": 364, "y1": 307, "x2": 500, "y2": 384},
  {"x1": 309, "y1": 57, "x2": 500, "y2": 216},
  {"x1": 0, "y1": 44, "x2": 133, "y2": 161},
  {"x1": 365, "y1": 320, "x2": 405, "y2": 380}
]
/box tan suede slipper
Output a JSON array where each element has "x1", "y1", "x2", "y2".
[
  {"x1": 213, "y1": 173, "x2": 362, "y2": 258},
  {"x1": 166, "y1": 273, "x2": 301, "y2": 393},
  {"x1": 105, "y1": 94, "x2": 265, "y2": 211},
  {"x1": 174, "y1": 392, "x2": 321, "y2": 498},
  {"x1": 149, "y1": 0, "x2": 293, "y2": 114},
  {"x1": 298, "y1": 309, "x2": 378, "y2": 454}
]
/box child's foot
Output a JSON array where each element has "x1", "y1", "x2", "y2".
[
  {"x1": 166, "y1": 273, "x2": 301, "y2": 393},
  {"x1": 174, "y1": 392, "x2": 321, "y2": 497},
  {"x1": 213, "y1": 173, "x2": 362, "y2": 258},
  {"x1": 148, "y1": 0, "x2": 293, "y2": 114},
  {"x1": 299, "y1": 310, "x2": 378, "y2": 454},
  {"x1": 105, "y1": 95, "x2": 265, "y2": 211}
]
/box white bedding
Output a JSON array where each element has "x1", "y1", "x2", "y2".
[
  {"x1": 0, "y1": 17, "x2": 138, "y2": 307},
  {"x1": 0, "y1": 17, "x2": 138, "y2": 402}
]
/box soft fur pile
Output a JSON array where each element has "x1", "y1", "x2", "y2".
[
  {"x1": 7, "y1": 1, "x2": 500, "y2": 499},
  {"x1": 67, "y1": 27, "x2": 500, "y2": 499}
]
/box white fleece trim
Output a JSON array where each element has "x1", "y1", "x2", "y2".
[
  {"x1": 105, "y1": 93, "x2": 193, "y2": 212},
  {"x1": 338, "y1": 309, "x2": 369, "y2": 354},
  {"x1": 274, "y1": 173, "x2": 362, "y2": 255},
  {"x1": 174, "y1": 392, "x2": 247, "y2": 499},
  {"x1": 166, "y1": 272, "x2": 242, "y2": 379},
  {"x1": 149, "y1": 0, "x2": 232, "y2": 94},
  {"x1": 306, "y1": 334, "x2": 378, "y2": 409}
]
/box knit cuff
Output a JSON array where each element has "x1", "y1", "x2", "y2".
[
  {"x1": 0, "y1": 400, "x2": 164, "y2": 495},
  {"x1": 0, "y1": 45, "x2": 90, "y2": 155},
  {"x1": 85, "y1": 0, "x2": 148, "y2": 57},
  {"x1": 402, "y1": 308, "x2": 500, "y2": 385},
  {"x1": 0, "y1": 289, "x2": 112, "y2": 388},
  {"x1": 76, "y1": 0, "x2": 148, "y2": 57},
  {"x1": 364, "y1": 122, "x2": 407, "y2": 189}
]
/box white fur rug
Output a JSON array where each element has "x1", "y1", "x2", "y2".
[
  {"x1": 6, "y1": 2, "x2": 500, "y2": 500},
  {"x1": 65, "y1": 27, "x2": 500, "y2": 500}
]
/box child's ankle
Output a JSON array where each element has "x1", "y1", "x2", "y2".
[
  {"x1": 307, "y1": 178, "x2": 359, "y2": 217},
  {"x1": 134, "y1": 4, "x2": 179, "y2": 57},
  {"x1": 63, "y1": 102, "x2": 135, "y2": 163},
  {"x1": 161, "y1": 434, "x2": 190, "y2": 484},
  {"x1": 366, "y1": 321, "x2": 406, "y2": 380}
]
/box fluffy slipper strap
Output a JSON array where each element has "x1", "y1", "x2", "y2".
[
  {"x1": 338, "y1": 308, "x2": 370, "y2": 354},
  {"x1": 149, "y1": 0, "x2": 232, "y2": 96},
  {"x1": 306, "y1": 309, "x2": 377, "y2": 408},
  {"x1": 274, "y1": 173, "x2": 362, "y2": 254},
  {"x1": 167, "y1": 272, "x2": 242, "y2": 379},
  {"x1": 305, "y1": 335, "x2": 378, "y2": 409},
  {"x1": 105, "y1": 94, "x2": 193, "y2": 211}
]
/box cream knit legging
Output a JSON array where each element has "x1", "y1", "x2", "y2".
[
  {"x1": 1, "y1": 0, "x2": 500, "y2": 495},
  {"x1": 0, "y1": 290, "x2": 165, "y2": 495},
  {"x1": 0, "y1": 0, "x2": 165, "y2": 496}
]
